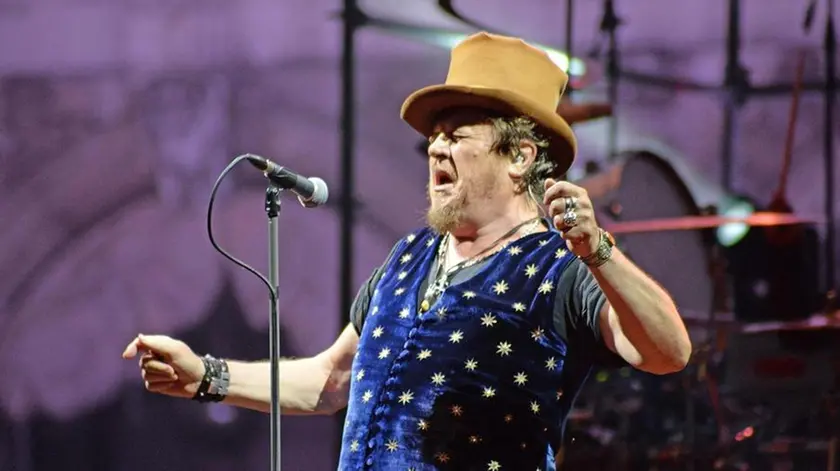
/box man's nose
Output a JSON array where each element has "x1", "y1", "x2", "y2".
[{"x1": 427, "y1": 135, "x2": 449, "y2": 161}]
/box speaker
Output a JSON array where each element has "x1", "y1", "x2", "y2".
[{"x1": 725, "y1": 224, "x2": 823, "y2": 323}]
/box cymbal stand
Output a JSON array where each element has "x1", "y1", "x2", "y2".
[
  {"x1": 597, "y1": 0, "x2": 621, "y2": 160},
  {"x1": 682, "y1": 241, "x2": 731, "y2": 470}
]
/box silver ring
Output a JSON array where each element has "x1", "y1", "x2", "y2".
[
  {"x1": 564, "y1": 196, "x2": 578, "y2": 211},
  {"x1": 562, "y1": 210, "x2": 578, "y2": 227}
]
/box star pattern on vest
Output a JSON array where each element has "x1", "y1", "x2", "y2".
[
  {"x1": 398, "y1": 390, "x2": 414, "y2": 405},
  {"x1": 538, "y1": 281, "x2": 553, "y2": 295},
  {"x1": 341, "y1": 229, "x2": 575, "y2": 470},
  {"x1": 525, "y1": 264, "x2": 539, "y2": 278},
  {"x1": 492, "y1": 280, "x2": 509, "y2": 295}
]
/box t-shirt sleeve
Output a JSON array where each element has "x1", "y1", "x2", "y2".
[
  {"x1": 553, "y1": 258, "x2": 625, "y2": 368},
  {"x1": 349, "y1": 240, "x2": 402, "y2": 335},
  {"x1": 349, "y1": 266, "x2": 385, "y2": 335}
]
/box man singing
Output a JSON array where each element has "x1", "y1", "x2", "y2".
[{"x1": 123, "y1": 32, "x2": 691, "y2": 470}]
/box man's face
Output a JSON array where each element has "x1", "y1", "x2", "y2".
[{"x1": 425, "y1": 109, "x2": 510, "y2": 234}]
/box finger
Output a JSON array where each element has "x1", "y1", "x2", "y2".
[
  {"x1": 145, "y1": 380, "x2": 177, "y2": 393},
  {"x1": 134, "y1": 334, "x2": 177, "y2": 360},
  {"x1": 141, "y1": 359, "x2": 176, "y2": 376},
  {"x1": 543, "y1": 180, "x2": 587, "y2": 205},
  {"x1": 552, "y1": 213, "x2": 592, "y2": 235},
  {"x1": 122, "y1": 335, "x2": 142, "y2": 359},
  {"x1": 548, "y1": 198, "x2": 567, "y2": 217},
  {"x1": 142, "y1": 370, "x2": 179, "y2": 383}
]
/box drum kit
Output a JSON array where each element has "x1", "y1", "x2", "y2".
[{"x1": 553, "y1": 102, "x2": 840, "y2": 470}]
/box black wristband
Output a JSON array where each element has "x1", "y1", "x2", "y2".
[{"x1": 192, "y1": 354, "x2": 230, "y2": 403}]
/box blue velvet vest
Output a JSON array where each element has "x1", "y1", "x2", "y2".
[{"x1": 338, "y1": 227, "x2": 578, "y2": 471}]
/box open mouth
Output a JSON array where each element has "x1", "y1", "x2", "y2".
[{"x1": 433, "y1": 170, "x2": 456, "y2": 190}]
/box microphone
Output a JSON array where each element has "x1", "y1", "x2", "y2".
[{"x1": 246, "y1": 154, "x2": 329, "y2": 208}]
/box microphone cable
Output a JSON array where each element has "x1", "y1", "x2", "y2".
[{"x1": 206, "y1": 154, "x2": 277, "y2": 304}]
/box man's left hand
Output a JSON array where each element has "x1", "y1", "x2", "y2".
[{"x1": 543, "y1": 178, "x2": 601, "y2": 258}]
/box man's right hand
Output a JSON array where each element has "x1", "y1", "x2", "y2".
[{"x1": 122, "y1": 334, "x2": 206, "y2": 399}]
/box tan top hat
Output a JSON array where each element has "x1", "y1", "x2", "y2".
[{"x1": 400, "y1": 31, "x2": 578, "y2": 176}]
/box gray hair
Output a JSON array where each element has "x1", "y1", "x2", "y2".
[{"x1": 488, "y1": 116, "x2": 556, "y2": 202}]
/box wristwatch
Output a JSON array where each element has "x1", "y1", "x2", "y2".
[{"x1": 579, "y1": 228, "x2": 615, "y2": 268}]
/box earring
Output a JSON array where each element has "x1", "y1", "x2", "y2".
[{"x1": 515, "y1": 154, "x2": 525, "y2": 163}]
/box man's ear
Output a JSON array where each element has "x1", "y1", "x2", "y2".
[{"x1": 508, "y1": 139, "x2": 538, "y2": 181}]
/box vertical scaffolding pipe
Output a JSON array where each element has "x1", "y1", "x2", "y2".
[
  {"x1": 565, "y1": 0, "x2": 574, "y2": 94},
  {"x1": 337, "y1": 0, "x2": 359, "y2": 461},
  {"x1": 719, "y1": 0, "x2": 743, "y2": 192},
  {"x1": 823, "y1": 0, "x2": 836, "y2": 293}
]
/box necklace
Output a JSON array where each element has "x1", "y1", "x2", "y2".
[{"x1": 419, "y1": 217, "x2": 543, "y2": 313}]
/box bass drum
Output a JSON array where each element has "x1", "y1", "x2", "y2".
[{"x1": 576, "y1": 150, "x2": 715, "y2": 332}]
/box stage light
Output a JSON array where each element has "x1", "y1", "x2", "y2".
[{"x1": 715, "y1": 197, "x2": 756, "y2": 247}]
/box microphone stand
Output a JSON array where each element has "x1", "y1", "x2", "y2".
[{"x1": 265, "y1": 184, "x2": 283, "y2": 471}]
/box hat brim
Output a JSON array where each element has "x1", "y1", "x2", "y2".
[{"x1": 400, "y1": 84, "x2": 577, "y2": 176}]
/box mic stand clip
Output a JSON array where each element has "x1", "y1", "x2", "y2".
[{"x1": 265, "y1": 184, "x2": 283, "y2": 471}]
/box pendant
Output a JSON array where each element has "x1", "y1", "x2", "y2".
[{"x1": 420, "y1": 299, "x2": 430, "y2": 313}]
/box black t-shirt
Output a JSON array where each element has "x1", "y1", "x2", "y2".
[{"x1": 350, "y1": 239, "x2": 620, "y2": 368}]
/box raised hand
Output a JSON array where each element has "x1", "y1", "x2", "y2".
[{"x1": 543, "y1": 178, "x2": 601, "y2": 258}]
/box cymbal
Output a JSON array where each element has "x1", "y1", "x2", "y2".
[
  {"x1": 605, "y1": 212, "x2": 820, "y2": 234},
  {"x1": 556, "y1": 101, "x2": 612, "y2": 125}
]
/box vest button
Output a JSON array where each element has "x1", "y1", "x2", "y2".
[{"x1": 365, "y1": 457, "x2": 374, "y2": 466}]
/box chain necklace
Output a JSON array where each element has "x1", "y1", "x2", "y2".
[{"x1": 419, "y1": 217, "x2": 543, "y2": 312}]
